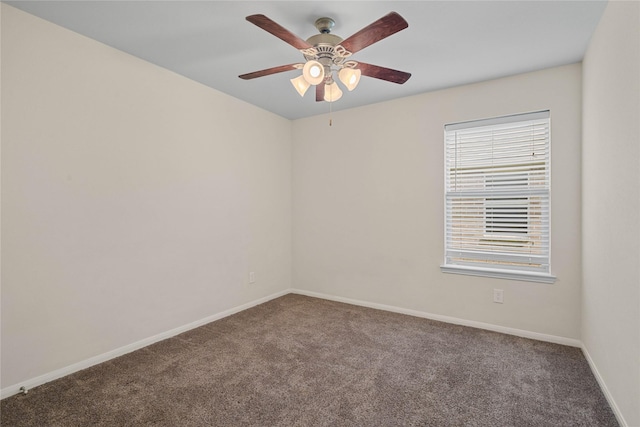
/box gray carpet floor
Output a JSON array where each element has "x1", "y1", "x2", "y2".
[{"x1": 1, "y1": 294, "x2": 618, "y2": 426}]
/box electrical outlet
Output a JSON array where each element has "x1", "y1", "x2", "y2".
[
  {"x1": 493, "y1": 289, "x2": 504, "y2": 304},
  {"x1": 249, "y1": 272, "x2": 256, "y2": 284}
]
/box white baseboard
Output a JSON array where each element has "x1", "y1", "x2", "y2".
[
  {"x1": 290, "y1": 288, "x2": 582, "y2": 348},
  {"x1": 581, "y1": 344, "x2": 628, "y2": 427},
  {"x1": 0, "y1": 289, "x2": 290, "y2": 400}
]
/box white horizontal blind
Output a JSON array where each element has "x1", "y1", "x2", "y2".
[{"x1": 444, "y1": 111, "x2": 551, "y2": 274}]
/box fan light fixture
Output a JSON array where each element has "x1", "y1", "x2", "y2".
[
  {"x1": 338, "y1": 68, "x2": 361, "y2": 91},
  {"x1": 292, "y1": 63, "x2": 355, "y2": 101},
  {"x1": 290, "y1": 75, "x2": 311, "y2": 96},
  {"x1": 302, "y1": 60, "x2": 325, "y2": 85},
  {"x1": 323, "y1": 81, "x2": 343, "y2": 102}
]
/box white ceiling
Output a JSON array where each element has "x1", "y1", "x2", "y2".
[{"x1": 6, "y1": 1, "x2": 607, "y2": 120}]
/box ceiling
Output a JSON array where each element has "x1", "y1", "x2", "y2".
[{"x1": 6, "y1": 1, "x2": 607, "y2": 120}]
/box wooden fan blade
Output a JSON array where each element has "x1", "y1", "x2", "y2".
[
  {"x1": 355, "y1": 62, "x2": 411, "y2": 84},
  {"x1": 339, "y1": 12, "x2": 408, "y2": 54},
  {"x1": 316, "y1": 83, "x2": 325, "y2": 102},
  {"x1": 239, "y1": 64, "x2": 302, "y2": 80},
  {"x1": 246, "y1": 15, "x2": 313, "y2": 51}
]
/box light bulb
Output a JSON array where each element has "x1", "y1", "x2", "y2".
[{"x1": 302, "y1": 60, "x2": 325, "y2": 85}]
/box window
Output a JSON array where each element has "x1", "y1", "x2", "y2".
[{"x1": 441, "y1": 111, "x2": 555, "y2": 283}]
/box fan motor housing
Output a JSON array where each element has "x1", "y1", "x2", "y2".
[
  {"x1": 305, "y1": 33, "x2": 343, "y2": 49},
  {"x1": 304, "y1": 34, "x2": 346, "y2": 66}
]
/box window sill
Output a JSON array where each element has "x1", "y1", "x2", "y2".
[{"x1": 440, "y1": 265, "x2": 556, "y2": 284}]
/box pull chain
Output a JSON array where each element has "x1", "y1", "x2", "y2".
[{"x1": 329, "y1": 99, "x2": 333, "y2": 126}]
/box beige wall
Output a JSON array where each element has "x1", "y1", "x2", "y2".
[
  {"x1": 3, "y1": 2, "x2": 638, "y2": 423},
  {"x1": 582, "y1": 1, "x2": 640, "y2": 426},
  {"x1": 293, "y1": 63, "x2": 583, "y2": 340},
  {"x1": 1, "y1": 5, "x2": 292, "y2": 389}
]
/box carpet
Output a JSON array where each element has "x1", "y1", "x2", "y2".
[{"x1": 1, "y1": 294, "x2": 619, "y2": 426}]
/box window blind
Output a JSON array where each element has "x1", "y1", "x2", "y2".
[{"x1": 443, "y1": 111, "x2": 552, "y2": 279}]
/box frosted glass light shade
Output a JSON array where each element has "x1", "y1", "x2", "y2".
[
  {"x1": 338, "y1": 68, "x2": 361, "y2": 91},
  {"x1": 290, "y1": 75, "x2": 310, "y2": 96},
  {"x1": 323, "y1": 81, "x2": 343, "y2": 102},
  {"x1": 302, "y1": 60, "x2": 325, "y2": 85}
]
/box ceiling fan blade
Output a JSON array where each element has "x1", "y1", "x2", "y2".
[
  {"x1": 355, "y1": 62, "x2": 411, "y2": 84},
  {"x1": 339, "y1": 12, "x2": 408, "y2": 55},
  {"x1": 316, "y1": 83, "x2": 325, "y2": 102},
  {"x1": 239, "y1": 63, "x2": 302, "y2": 80},
  {"x1": 246, "y1": 14, "x2": 313, "y2": 51}
]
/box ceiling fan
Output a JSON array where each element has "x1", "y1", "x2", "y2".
[{"x1": 239, "y1": 12, "x2": 411, "y2": 103}]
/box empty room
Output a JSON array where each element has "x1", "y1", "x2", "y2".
[{"x1": 1, "y1": 1, "x2": 638, "y2": 426}]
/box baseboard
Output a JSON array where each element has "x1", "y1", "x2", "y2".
[
  {"x1": 290, "y1": 288, "x2": 582, "y2": 348},
  {"x1": 581, "y1": 344, "x2": 628, "y2": 427},
  {"x1": 0, "y1": 289, "x2": 290, "y2": 400}
]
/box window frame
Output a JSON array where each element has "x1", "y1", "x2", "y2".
[{"x1": 441, "y1": 111, "x2": 556, "y2": 284}]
